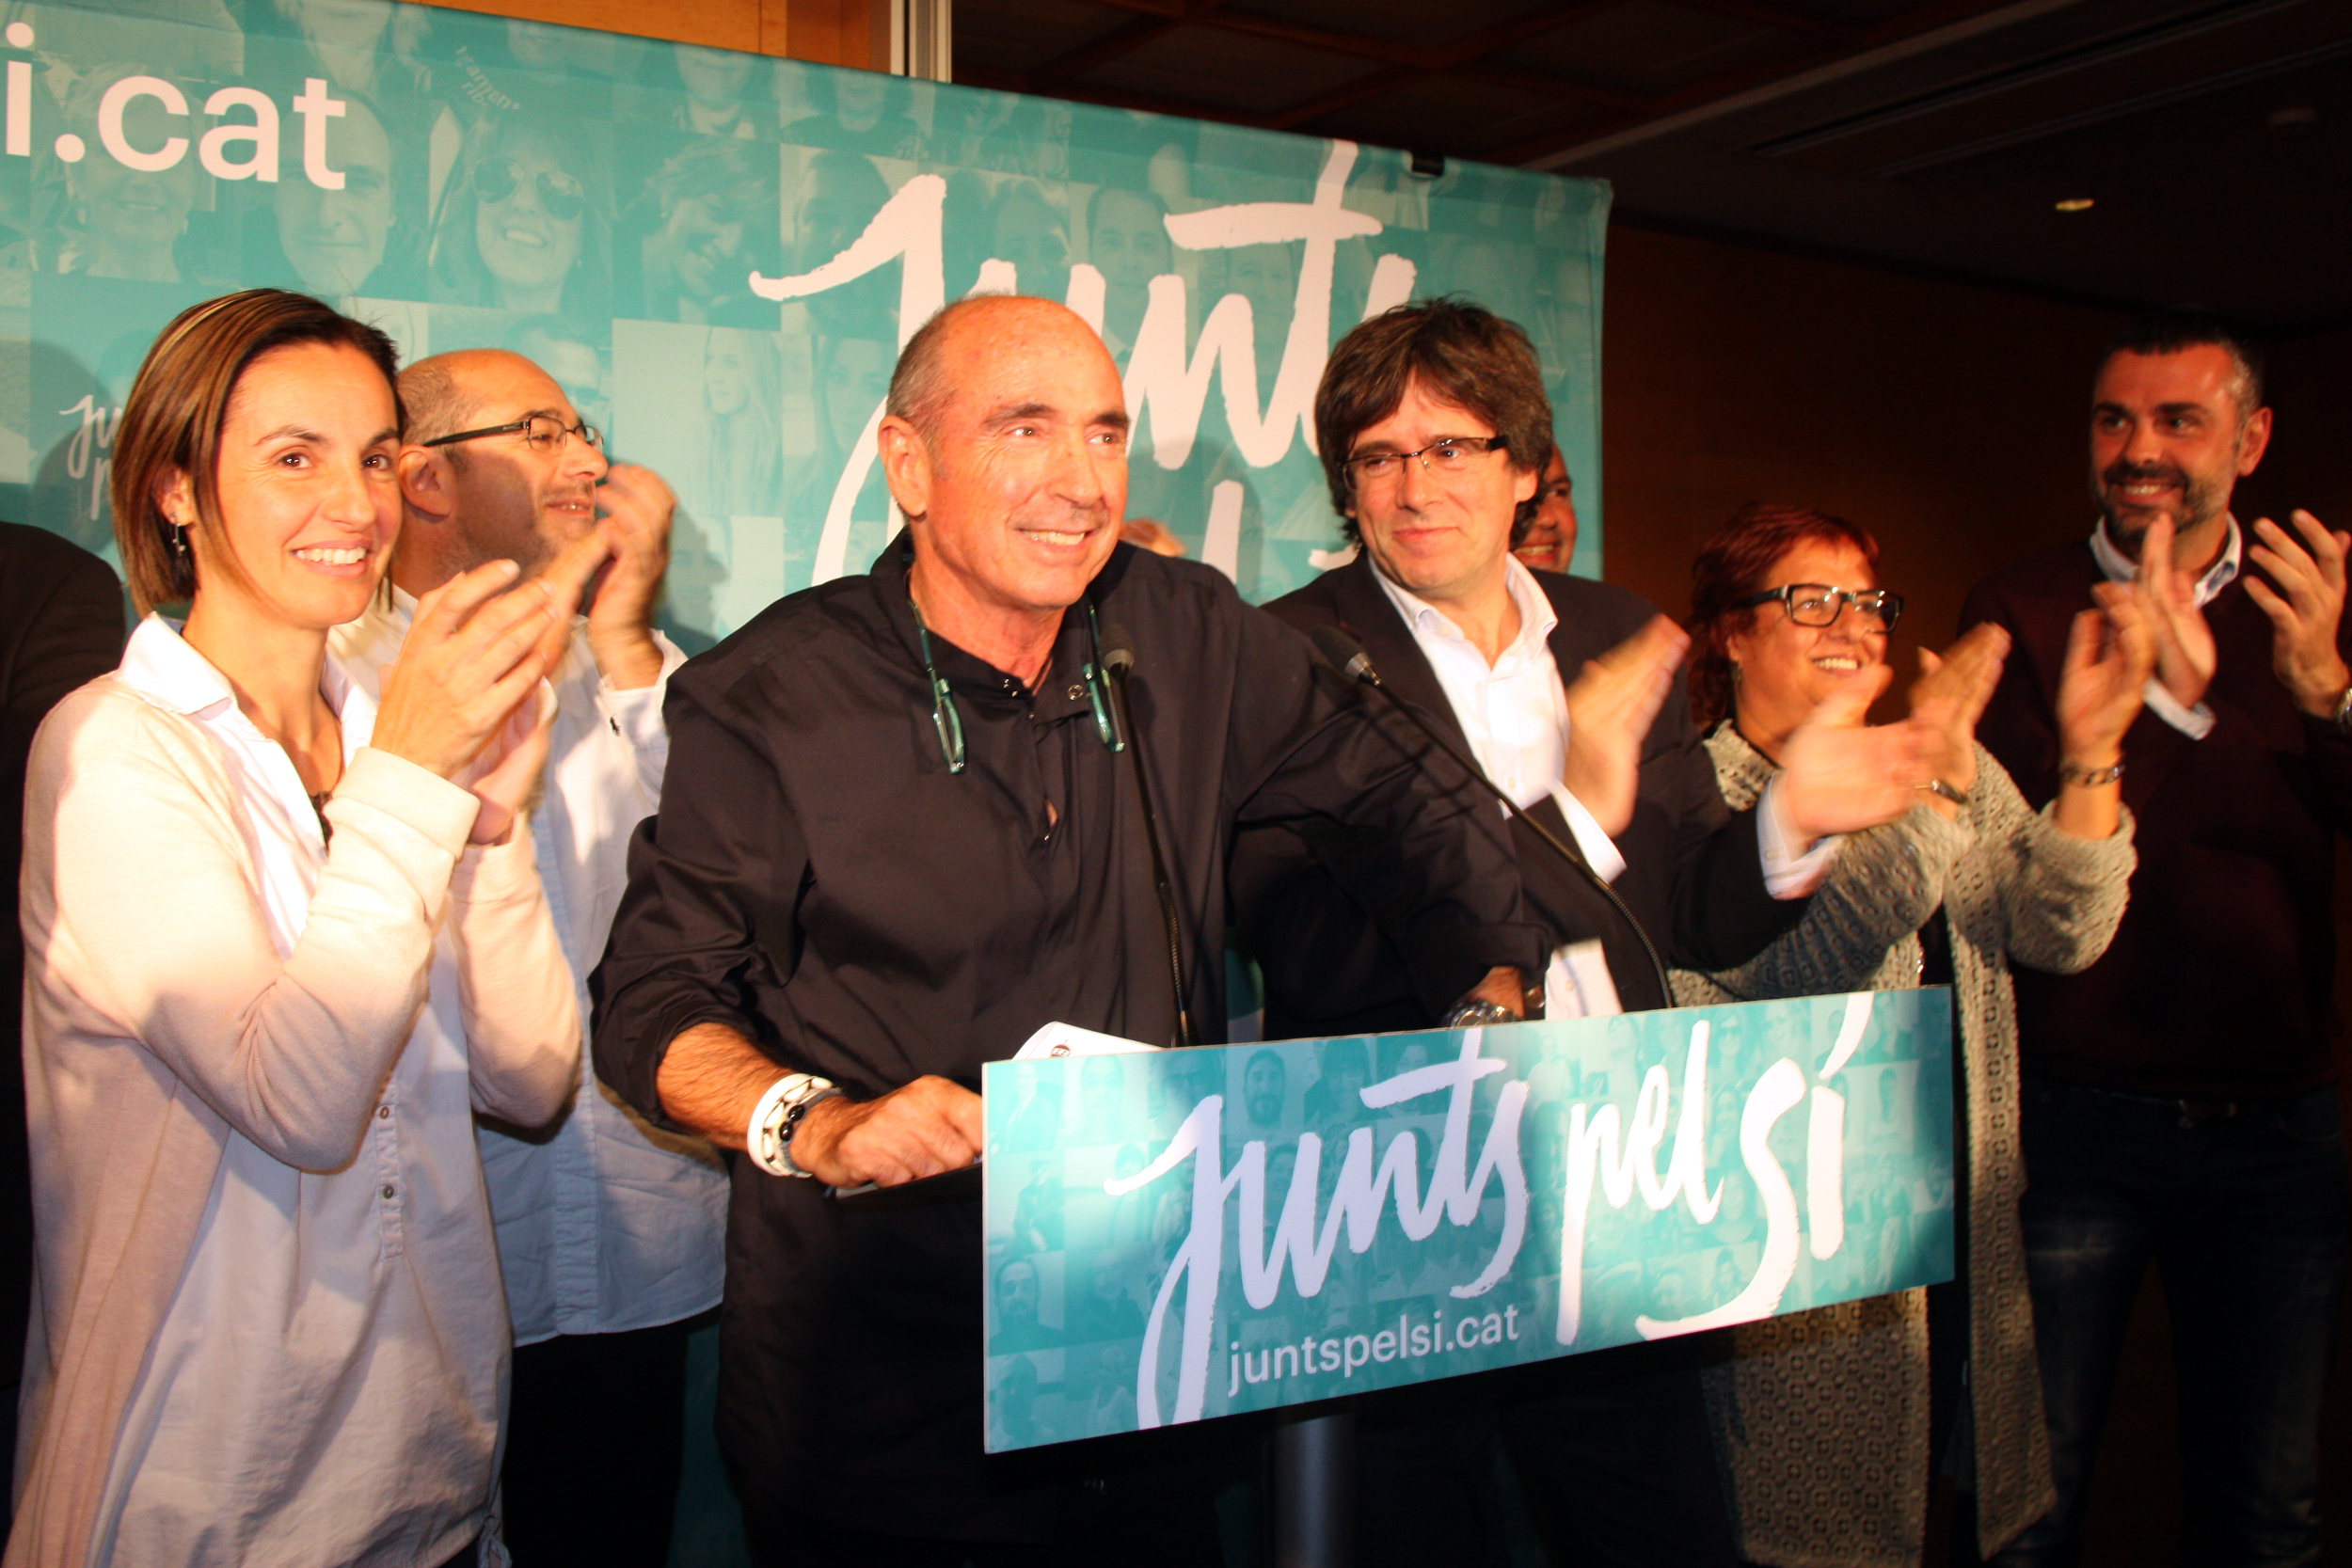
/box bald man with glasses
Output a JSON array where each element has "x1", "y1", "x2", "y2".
[{"x1": 332, "y1": 348, "x2": 723, "y2": 1564}]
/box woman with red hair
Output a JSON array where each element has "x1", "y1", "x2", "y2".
[{"x1": 1678, "y1": 502, "x2": 2150, "y2": 1566}]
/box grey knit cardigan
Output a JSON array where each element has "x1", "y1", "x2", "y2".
[{"x1": 1673, "y1": 724, "x2": 2135, "y2": 1567}]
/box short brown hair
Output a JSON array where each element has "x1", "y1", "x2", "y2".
[
  {"x1": 112, "y1": 289, "x2": 403, "y2": 613},
  {"x1": 1314, "y1": 298, "x2": 1554, "y2": 546},
  {"x1": 1685, "y1": 502, "x2": 1882, "y2": 730}
]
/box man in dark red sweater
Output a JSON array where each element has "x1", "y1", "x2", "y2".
[{"x1": 1963, "y1": 308, "x2": 2352, "y2": 1566}]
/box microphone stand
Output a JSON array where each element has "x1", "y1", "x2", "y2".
[
  {"x1": 1096, "y1": 626, "x2": 1200, "y2": 1049},
  {"x1": 1309, "y1": 625, "x2": 1674, "y2": 1006}
]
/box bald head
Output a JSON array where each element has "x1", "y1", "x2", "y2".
[
  {"x1": 398, "y1": 347, "x2": 540, "y2": 450},
  {"x1": 887, "y1": 295, "x2": 1114, "y2": 444}
]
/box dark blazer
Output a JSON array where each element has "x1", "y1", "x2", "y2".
[
  {"x1": 1232, "y1": 553, "x2": 1798, "y2": 1032},
  {"x1": 0, "y1": 523, "x2": 122, "y2": 1399}
]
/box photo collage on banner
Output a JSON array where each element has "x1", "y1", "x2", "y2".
[{"x1": 0, "y1": 0, "x2": 1609, "y2": 644}]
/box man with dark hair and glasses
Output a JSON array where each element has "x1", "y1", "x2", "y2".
[
  {"x1": 1231, "y1": 297, "x2": 1932, "y2": 1566},
  {"x1": 588, "y1": 293, "x2": 1544, "y2": 1566},
  {"x1": 1962, "y1": 307, "x2": 2352, "y2": 1565},
  {"x1": 330, "y1": 348, "x2": 720, "y2": 1564}
]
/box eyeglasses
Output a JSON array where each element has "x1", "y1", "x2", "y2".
[
  {"x1": 1341, "y1": 435, "x2": 1509, "y2": 489},
  {"x1": 1734, "y1": 583, "x2": 1904, "y2": 633},
  {"x1": 473, "y1": 158, "x2": 587, "y2": 221},
  {"x1": 421, "y1": 415, "x2": 603, "y2": 452}
]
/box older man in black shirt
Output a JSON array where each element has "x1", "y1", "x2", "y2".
[{"x1": 592, "y1": 295, "x2": 1546, "y2": 1565}]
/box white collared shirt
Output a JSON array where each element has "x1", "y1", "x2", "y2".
[
  {"x1": 1372, "y1": 560, "x2": 1834, "y2": 1014},
  {"x1": 1373, "y1": 557, "x2": 1629, "y2": 879},
  {"x1": 334, "y1": 594, "x2": 726, "y2": 1344},
  {"x1": 2090, "y1": 515, "x2": 2241, "y2": 740},
  {"x1": 100, "y1": 617, "x2": 509, "y2": 1567}
]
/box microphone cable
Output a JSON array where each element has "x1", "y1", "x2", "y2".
[
  {"x1": 1309, "y1": 624, "x2": 1674, "y2": 1008},
  {"x1": 1095, "y1": 618, "x2": 1201, "y2": 1048}
]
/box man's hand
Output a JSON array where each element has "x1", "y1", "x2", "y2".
[
  {"x1": 1775, "y1": 665, "x2": 1931, "y2": 843},
  {"x1": 584, "y1": 462, "x2": 675, "y2": 689},
  {"x1": 1456, "y1": 965, "x2": 1531, "y2": 1021},
  {"x1": 1120, "y1": 516, "x2": 1186, "y2": 558},
  {"x1": 788, "y1": 1075, "x2": 983, "y2": 1189},
  {"x1": 2244, "y1": 509, "x2": 2352, "y2": 718},
  {"x1": 1561, "y1": 615, "x2": 1687, "y2": 837},
  {"x1": 1906, "y1": 623, "x2": 2009, "y2": 810},
  {"x1": 2136, "y1": 515, "x2": 2217, "y2": 710}
]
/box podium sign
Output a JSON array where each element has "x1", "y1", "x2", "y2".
[{"x1": 980, "y1": 990, "x2": 1954, "y2": 1451}]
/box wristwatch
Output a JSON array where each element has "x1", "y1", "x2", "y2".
[
  {"x1": 1441, "y1": 998, "x2": 1518, "y2": 1028},
  {"x1": 2329, "y1": 682, "x2": 2352, "y2": 736},
  {"x1": 749, "y1": 1072, "x2": 844, "y2": 1179}
]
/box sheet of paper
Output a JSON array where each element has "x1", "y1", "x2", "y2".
[
  {"x1": 1011, "y1": 1022, "x2": 1164, "y2": 1060},
  {"x1": 1543, "y1": 939, "x2": 1623, "y2": 1021}
]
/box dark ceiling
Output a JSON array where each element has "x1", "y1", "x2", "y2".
[{"x1": 952, "y1": 0, "x2": 2352, "y2": 330}]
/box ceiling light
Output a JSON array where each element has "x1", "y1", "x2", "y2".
[{"x1": 2054, "y1": 198, "x2": 2095, "y2": 213}]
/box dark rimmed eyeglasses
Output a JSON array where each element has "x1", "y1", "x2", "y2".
[
  {"x1": 421, "y1": 414, "x2": 603, "y2": 452},
  {"x1": 474, "y1": 158, "x2": 587, "y2": 221},
  {"x1": 1735, "y1": 583, "x2": 1904, "y2": 633},
  {"x1": 1341, "y1": 434, "x2": 1509, "y2": 488}
]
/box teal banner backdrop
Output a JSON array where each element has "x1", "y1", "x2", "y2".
[
  {"x1": 980, "y1": 990, "x2": 1955, "y2": 1452},
  {"x1": 0, "y1": 0, "x2": 1609, "y2": 641}
]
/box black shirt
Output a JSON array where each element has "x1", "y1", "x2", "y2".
[{"x1": 591, "y1": 539, "x2": 1544, "y2": 1540}]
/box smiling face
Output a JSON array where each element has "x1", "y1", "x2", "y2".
[
  {"x1": 278, "y1": 100, "x2": 393, "y2": 294},
  {"x1": 183, "y1": 340, "x2": 402, "y2": 632},
  {"x1": 1513, "y1": 448, "x2": 1577, "y2": 573},
  {"x1": 2090, "y1": 344, "x2": 2270, "y2": 558},
  {"x1": 885, "y1": 299, "x2": 1129, "y2": 637},
  {"x1": 1723, "y1": 536, "x2": 1886, "y2": 736},
  {"x1": 72, "y1": 95, "x2": 197, "y2": 280},
  {"x1": 665, "y1": 192, "x2": 744, "y2": 304},
  {"x1": 1089, "y1": 187, "x2": 1169, "y2": 294},
  {"x1": 433, "y1": 354, "x2": 608, "y2": 577},
  {"x1": 1346, "y1": 376, "x2": 1538, "y2": 611},
  {"x1": 473, "y1": 136, "x2": 583, "y2": 306}
]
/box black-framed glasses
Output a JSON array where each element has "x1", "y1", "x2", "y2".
[
  {"x1": 1735, "y1": 583, "x2": 1904, "y2": 633},
  {"x1": 421, "y1": 414, "x2": 603, "y2": 452},
  {"x1": 473, "y1": 158, "x2": 587, "y2": 221},
  {"x1": 1341, "y1": 434, "x2": 1508, "y2": 488}
]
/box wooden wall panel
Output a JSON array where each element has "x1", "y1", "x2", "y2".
[{"x1": 412, "y1": 0, "x2": 894, "y2": 70}]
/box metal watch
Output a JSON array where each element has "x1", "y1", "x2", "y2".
[
  {"x1": 2330, "y1": 683, "x2": 2352, "y2": 736},
  {"x1": 1441, "y1": 998, "x2": 1518, "y2": 1028}
]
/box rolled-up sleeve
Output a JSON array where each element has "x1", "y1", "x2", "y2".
[{"x1": 591, "y1": 667, "x2": 806, "y2": 1129}]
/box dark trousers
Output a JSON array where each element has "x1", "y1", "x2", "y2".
[
  {"x1": 502, "y1": 1319, "x2": 695, "y2": 1567},
  {"x1": 1355, "y1": 1337, "x2": 1736, "y2": 1568},
  {"x1": 1988, "y1": 1081, "x2": 2350, "y2": 1568},
  {"x1": 741, "y1": 1493, "x2": 1227, "y2": 1568}
]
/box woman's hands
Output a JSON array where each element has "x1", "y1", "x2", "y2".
[
  {"x1": 1906, "y1": 624, "x2": 2010, "y2": 814},
  {"x1": 371, "y1": 559, "x2": 580, "y2": 836},
  {"x1": 2057, "y1": 583, "x2": 2157, "y2": 771}
]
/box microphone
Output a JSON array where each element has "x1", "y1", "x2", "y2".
[
  {"x1": 1308, "y1": 625, "x2": 1672, "y2": 1006},
  {"x1": 1098, "y1": 621, "x2": 1200, "y2": 1049}
]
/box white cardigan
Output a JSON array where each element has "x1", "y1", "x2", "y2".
[{"x1": 11, "y1": 618, "x2": 575, "y2": 1568}]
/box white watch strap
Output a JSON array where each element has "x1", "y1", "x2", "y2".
[{"x1": 749, "y1": 1072, "x2": 834, "y2": 1178}]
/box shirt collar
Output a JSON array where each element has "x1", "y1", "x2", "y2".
[
  {"x1": 2090, "y1": 515, "x2": 2242, "y2": 606},
  {"x1": 117, "y1": 613, "x2": 237, "y2": 718},
  {"x1": 118, "y1": 612, "x2": 369, "y2": 740},
  {"x1": 1372, "y1": 554, "x2": 1558, "y2": 662}
]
